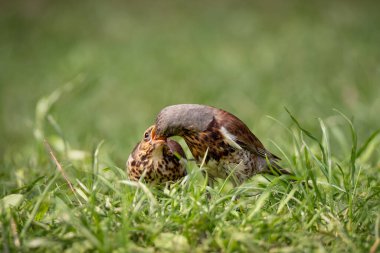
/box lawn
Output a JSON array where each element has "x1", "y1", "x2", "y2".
[{"x1": 1, "y1": 1, "x2": 379, "y2": 252}]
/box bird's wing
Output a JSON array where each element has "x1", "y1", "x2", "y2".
[
  {"x1": 219, "y1": 126, "x2": 243, "y2": 150},
  {"x1": 215, "y1": 110, "x2": 280, "y2": 161}
]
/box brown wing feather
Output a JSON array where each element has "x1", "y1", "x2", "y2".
[{"x1": 214, "y1": 109, "x2": 280, "y2": 160}]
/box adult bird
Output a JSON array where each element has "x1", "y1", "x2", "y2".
[
  {"x1": 127, "y1": 125, "x2": 187, "y2": 184},
  {"x1": 151, "y1": 104, "x2": 289, "y2": 186}
]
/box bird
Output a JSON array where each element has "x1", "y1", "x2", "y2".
[
  {"x1": 127, "y1": 125, "x2": 187, "y2": 184},
  {"x1": 151, "y1": 104, "x2": 290, "y2": 186}
]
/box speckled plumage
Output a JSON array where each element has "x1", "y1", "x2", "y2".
[
  {"x1": 127, "y1": 125, "x2": 187, "y2": 184},
  {"x1": 153, "y1": 104, "x2": 289, "y2": 186}
]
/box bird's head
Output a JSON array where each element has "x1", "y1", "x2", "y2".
[
  {"x1": 153, "y1": 104, "x2": 216, "y2": 139},
  {"x1": 136, "y1": 125, "x2": 185, "y2": 160},
  {"x1": 132, "y1": 125, "x2": 166, "y2": 159}
]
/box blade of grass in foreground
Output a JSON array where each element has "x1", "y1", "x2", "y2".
[
  {"x1": 285, "y1": 107, "x2": 328, "y2": 167},
  {"x1": 20, "y1": 173, "x2": 59, "y2": 238}
]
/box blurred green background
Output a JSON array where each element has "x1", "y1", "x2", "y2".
[{"x1": 1, "y1": 0, "x2": 379, "y2": 165}]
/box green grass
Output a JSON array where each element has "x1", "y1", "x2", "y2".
[
  {"x1": 1, "y1": 1, "x2": 380, "y2": 252},
  {"x1": 1, "y1": 96, "x2": 379, "y2": 252}
]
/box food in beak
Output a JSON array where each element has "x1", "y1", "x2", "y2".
[{"x1": 150, "y1": 126, "x2": 166, "y2": 143}]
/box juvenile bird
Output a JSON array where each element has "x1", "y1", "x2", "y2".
[
  {"x1": 151, "y1": 104, "x2": 290, "y2": 186},
  {"x1": 127, "y1": 125, "x2": 187, "y2": 184}
]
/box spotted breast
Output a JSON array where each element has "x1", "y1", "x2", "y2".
[{"x1": 127, "y1": 125, "x2": 187, "y2": 184}]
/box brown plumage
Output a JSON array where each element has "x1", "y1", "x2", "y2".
[
  {"x1": 152, "y1": 104, "x2": 290, "y2": 186},
  {"x1": 127, "y1": 125, "x2": 187, "y2": 184}
]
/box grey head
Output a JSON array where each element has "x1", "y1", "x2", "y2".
[{"x1": 154, "y1": 104, "x2": 217, "y2": 137}]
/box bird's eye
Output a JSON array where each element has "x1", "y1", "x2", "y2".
[{"x1": 144, "y1": 131, "x2": 150, "y2": 141}]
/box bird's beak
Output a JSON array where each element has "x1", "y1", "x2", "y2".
[{"x1": 150, "y1": 126, "x2": 166, "y2": 144}]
